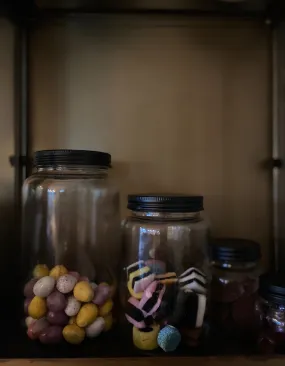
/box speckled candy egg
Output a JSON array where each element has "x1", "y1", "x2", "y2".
[
  {"x1": 33, "y1": 264, "x2": 49, "y2": 278},
  {"x1": 76, "y1": 303, "x2": 98, "y2": 327},
  {"x1": 65, "y1": 295, "x2": 81, "y2": 317},
  {"x1": 39, "y1": 325, "x2": 63, "y2": 344},
  {"x1": 57, "y1": 274, "x2": 77, "y2": 294},
  {"x1": 63, "y1": 324, "x2": 85, "y2": 345},
  {"x1": 24, "y1": 278, "x2": 38, "y2": 298},
  {"x1": 47, "y1": 291, "x2": 66, "y2": 312},
  {"x1": 28, "y1": 296, "x2": 47, "y2": 319},
  {"x1": 73, "y1": 281, "x2": 94, "y2": 302},
  {"x1": 49, "y1": 265, "x2": 68, "y2": 280},
  {"x1": 33, "y1": 276, "x2": 55, "y2": 298},
  {"x1": 47, "y1": 310, "x2": 69, "y2": 326},
  {"x1": 86, "y1": 317, "x2": 105, "y2": 338}
]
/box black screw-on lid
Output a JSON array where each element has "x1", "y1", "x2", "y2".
[
  {"x1": 127, "y1": 194, "x2": 204, "y2": 213},
  {"x1": 34, "y1": 149, "x2": 111, "y2": 167},
  {"x1": 210, "y1": 238, "x2": 261, "y2": 263},
  {"x1": 259, "y1": 273, "x2": 285, "y2": 306}
]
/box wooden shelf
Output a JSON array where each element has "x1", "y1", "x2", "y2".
[{"x1": 3, "y1": 357, "x2": 285, "y2": 366}]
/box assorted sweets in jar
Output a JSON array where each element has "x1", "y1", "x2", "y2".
[
  {"x1": 258, "y1": 273, "x2": 285, "y2": 354},
  {"x1": 22, "y1": 150, "x2": 121, "y2": 345},
  {"x1": 209, "y1": 238, "x2": 261, "y2": 343},
  {"x1": 122, "y1": 194, "x2": 210, "y2": 352}
]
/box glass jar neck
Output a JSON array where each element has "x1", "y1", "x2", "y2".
[
  {"x1": 35, "y1": 165, "x2": 109, "y2": 177},
  {"x1": 212, "y1": 260, "x2": 258, "y2": 271},
  {"x1": 131, "y1": 211, "x2": 201, "y2": 221}
]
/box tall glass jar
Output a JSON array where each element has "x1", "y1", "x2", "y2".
[
  {"x1": 258, "y1": 273, "x2": 285, "y2": 354},
  {"x1": 121, "y1": 194, "x2": 210, "y2": 353},
  {"x1": 22, "y1": 150, "x2": 120, "y2": 345},
  {"x1": 209, "y1": 238, "x2": 261, "y2": 345}
]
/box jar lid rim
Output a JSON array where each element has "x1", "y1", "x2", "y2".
[
  {"x1": 34, "y1": 149, "x2": 111, "y2": 168},
  {"x1": 260, "y1": 272, "x2": 285, "y2": 305},
  {"x1": 210, "y1": 238, "x2": 261, "y2": 262},
  {"x1": 127, "y1": 194, "x2": 204, "y2": 213}
]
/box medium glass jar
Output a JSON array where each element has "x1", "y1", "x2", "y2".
[
  {"x1": 122, "y1": 194, "x2": 210, "y2": 353},
  {"x1": 209, "y1": 238, "x2": 261, "y2": 344},
  {"x1": 22, "y1": 149, "x2": 120, "y2": 345},
  {"x1": 258, "y1": 273, "x2": 285, "y2": 354}
]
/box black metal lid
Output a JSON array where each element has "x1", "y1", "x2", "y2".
[
  {"x1": 34, "y1": 149, "x2": 111, "y2": 167},
  {"x1": 127, "y1": 194, "x2": 203, "y2": 212},
  {"x1": 211, "y1": 238, "x2": 261, "y2": 262},
  {"x1": 259, "y1": 272, "x2": 285, "y2": 306}
]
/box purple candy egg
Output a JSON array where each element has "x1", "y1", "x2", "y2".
[
  {"x1": 24, "y1": 298, "x2": 33, "y2": 315},
  {"x1": 47, "y1": 311, "x2": 69, "y2": 326},
  {"x1": 79, "y1": 276, "x2": 89, "y2": 282},
  {"x1": 24, "y1": 278, "x2": 38, "y2": 298},
  {"x1": 39, "y1": 325, "x2": 63, "y2": 344},
  {"x1": 47, "y1": 291, "x2": 67, "y2": 312},
  {"x1": 93, "y1": 284, "x2": 110, "y2": 306}
]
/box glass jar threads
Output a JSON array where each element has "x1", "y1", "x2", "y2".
[
  {"x1": 258, "y1": 273, "x2": 285, "y2": 354},
  {"x1": 22, "y1": 150, "x2": 120, "y2": 345},
  {"x1": 209, "y1": 238, "x2": 261, "y2": 344},
  {"x1": 122, "y1": 194, "x2": 210, "y2": 352}
]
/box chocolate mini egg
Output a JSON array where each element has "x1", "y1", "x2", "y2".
[
  {"x1": 50, "y1": 265, "x2": 68, "y2": 280},
  {"x1": 76, "y1": 303, "x2": 98, "y2": 327},
  {"x1": 93, "y1": 283, "x2": 110, "y2": 305},
  {"x1": 57, "y1": 274, "x2": 77, "y2": 294},
  {"x1": 47, "y1": 291, "x2": 66, "y2": 312},
  {"x1": 69, "y1": 271, "x2": 80, "y2": 280},
  {"x1": 24, "y1": 278, "x2": 38, "y2": 298},
  {"x1": 103, "y1": 313, "x2": 113, "y2": 332},
  {"x1": 40, "y1": 325, "x2": 63, "y2": 344},
  {"x1": 24, "y1": 298, "x2": 33, "y2": 315},
  {"x1": 99, "y1": 299, "x2": 113, "y2": 317},
  {"x1": 63, "y1": 324, "x2": 85, "y2": 345},
  {"x1": 86, "y1": 317, "x2": 105, "y2": 338},
  {"x1": 133, "y1": 324, "x2": 160, "y2": 351},
  {"x1": 65, "y1": 295, "x2": 81, "y2": 317},
  {"x1": 28, "y1": 296, "x2": 47, "y2": 319},
  {"x1": 74, "y1": 281, "x2": 94, "y2": 302},
  {"x1": 33, "y1": 276, "x2": 55, "y2": 298},
  {"x1": 33, "y1": 264, "x2": 49, "y2": 278},
  {"x1": 25, "y1": 316, "x2": 36, "y2": 328},
  {"x1": 47, "y1": 310, "x2": 69, "y2": 326},
  {"x1": 28, "y1": 318, "x2": 49, "y2": 339}
]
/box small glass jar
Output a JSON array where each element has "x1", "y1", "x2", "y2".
[
  {"x1": 22, "y1": 150, "x2": 120, "y2": 345},
  {"x1": 121, "y1": 194, "x2": 210, "y2": 353},
  {"x1": 258, "y1": 273, "x2": 285, "y2": 354},
  {"x1": 209, "y1": 238, "x2": 261, "y2": 344}
]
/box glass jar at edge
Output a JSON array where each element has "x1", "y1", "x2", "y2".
[{"x1": 209, "y1": 238, "x2": 262, "y2": 345}]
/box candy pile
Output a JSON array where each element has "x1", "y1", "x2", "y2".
[
  {"x1": 125, "y1": 259, "x2": 207, "y2": 352},
  {"x1": 24, "y1": 264, "x2": 114, "y2": 344},
  {"x1": 210, "y1": 276, "x2": 259, "y2": 341}
]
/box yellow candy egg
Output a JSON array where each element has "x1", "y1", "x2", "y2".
[
  {"x1": 33, "y1": 264, "x2": 49, "y2": 278},
  {"x1": 76, "y1": 303, "x2": 98, "y2": 328},
  {"x1": 69, "y1": 316, "x2": 76, "y2": 325},
  {"x1": 49, "y1": 265, "x2": 68, "y2": 279},
  {"x1": 73, "y1": 281, "x2": 94, "y2": 302},
  {"x1": 99, "y1": 299, "x2": 113, "y2": 317},
  {"x1": 103, "y1": 313, "x2": 113, "y2": 332},
  {"x1": 63, "y1": 324, "x2": 85, "y2": 345},
  {"x1": 28, "y1": 296, "x2": 47, "y2": 319}
]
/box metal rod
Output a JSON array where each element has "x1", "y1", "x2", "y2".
[
  {"x1": 14, "y1": 23, "x2": 29, "y2": 224},
  {"x1": 272, "y1": 24, "x2": 279, "y2": 271}
]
